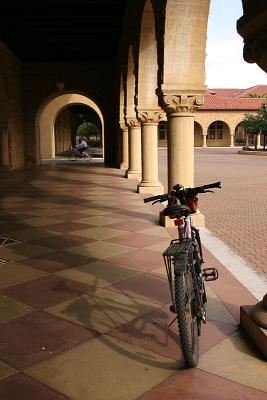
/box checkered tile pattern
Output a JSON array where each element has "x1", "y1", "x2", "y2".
[{"x1": 0, "y1": 164, "x2": 266, "y2": 399}]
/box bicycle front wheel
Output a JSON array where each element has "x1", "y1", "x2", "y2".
[{"x1": 175, "y1": 271, "x2": 199, "y2": 367}]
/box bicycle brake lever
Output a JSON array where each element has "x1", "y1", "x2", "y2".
[
  {"x1": 152, "y1": 200, "x2": 160, "y2": 205},
  {"x1": 204, "y1": 190, "x2": 214, "y2": 193}
]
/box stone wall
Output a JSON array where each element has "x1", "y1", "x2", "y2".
[{"x1": 0, "y1": 41, "x2": 24, "y2": 169}]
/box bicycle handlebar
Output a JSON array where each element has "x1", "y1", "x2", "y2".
[{"x1": 143, "y1": 181, "x2": 221, "y2": 204}]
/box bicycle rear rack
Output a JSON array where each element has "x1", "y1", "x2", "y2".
[{"x1": 163, "y1": 239, "x2": 193, "y2": 312}]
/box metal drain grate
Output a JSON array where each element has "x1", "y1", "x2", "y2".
[
  {"x1": 0, "y1": 258, "x2": 9, "y2": 265},
  {"x1": 0, "y1": 237, "x2": 22, "y2": 247}
]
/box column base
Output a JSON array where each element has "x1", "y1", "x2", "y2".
[
  {"x1": 138, "y1": 182, "x2": 164, "y2": 194},
  {"x1": 126, "y1": 170, "x2": 142, "y2": 179},
  {"x1": 159, "y1": 211, "x2": 205, "y2": 227},
  {"x1": 120, "y1": 163, "x2": 128, "y2": 170},
  {"x1": 240, "y1": 305, "x2": 267, "y2": 360}
]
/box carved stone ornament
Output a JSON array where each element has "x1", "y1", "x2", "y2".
[
  {"x1": 161, "y1": 94, "x2": 204, "y2": 114},
  {"x1": 126, "y1": 117, "x2": 140, "y2": 128},
  {"x1": 137, "y1": 110, "x2": 165, "y2": 124}
]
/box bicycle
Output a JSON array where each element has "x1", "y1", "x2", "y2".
[
  {"x1": 68, "y1": 146, "x2": 92, "y2": 161},
  {"x1": 144, "y1": 181, "x2": 221, "y2": 367}
]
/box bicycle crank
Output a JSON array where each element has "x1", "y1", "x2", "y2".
[{"x1": 202, "y1": 268, "x2": 219, "y2": 281}]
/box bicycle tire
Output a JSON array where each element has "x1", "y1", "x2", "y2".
[{"x1": 175, "y1": 269, "x2": 199, "y2": 367}]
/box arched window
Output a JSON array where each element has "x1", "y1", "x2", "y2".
[{"x1": 208, "y1": 121, "x2": 223, "y2": 140}]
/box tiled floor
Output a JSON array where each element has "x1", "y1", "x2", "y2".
[{"x1": 0, "y1": 163, "x2": 266, "y2": 400}]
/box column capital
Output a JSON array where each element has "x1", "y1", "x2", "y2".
[
  {"x1": 157, "y1": 90, "x2": 204, "y2": 114},
  {"x1": 137, "y1": 110, "x2": 165, "y2": 124},
  {"x1": 126, "y1": 118, "x2": 140, "y2": 128},
  {"x1": 119, "y1": 121, "x2": 127, "y2": 130}
]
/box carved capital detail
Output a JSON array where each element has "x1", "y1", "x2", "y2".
[
  {"x1": 126, "y1": 118, "x2": 140, "y2": 128},
  {"x1": 161, "y1": 94, "x2": 204, "y2": 114},
  {"x1": 137, "y1": 110, "x2": 165, "y2": 124}
]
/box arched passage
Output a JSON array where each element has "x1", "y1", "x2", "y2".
[
  {"x1": 36, "y1": 93, "x2": 104, "y2": 162},
  {"x1": 207, "y1": 120, "x2": 230, "y2": 147},
  {"x1": 194, "y1": 121, "x2": 203, "y2": 147}
]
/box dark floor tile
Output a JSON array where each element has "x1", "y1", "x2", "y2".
[
  {"x1": 30, "y1": 234, "x2": 94, "y2": 250},
  {"x1": 1, "y1": 275, "x2": 94, "y2": 308},
  {"x1": 108, "y1": 305, "x2": 184, "y2": 362},
  {"x1": 0, "y1": 223, "x2": 27, "y2": 234},
  {"x1": 0, "y1": 373, "x2": 70, "y2": 399},
  {"x1": 107, "y1": 273, "x2": 171, "y2": 305},
  {"x1": 19, "y1": 250, "x2": 96, "y2": 272},
  {"x1": 0, "y1": 312, "x2": 97, "y2": 369}
]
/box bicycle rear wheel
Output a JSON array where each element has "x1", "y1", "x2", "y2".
[{"x1": 175, "y1": 269, "x2": 199, "y2": 367}]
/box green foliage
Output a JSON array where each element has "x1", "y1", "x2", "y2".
[
  {"x1": 242, "y1": 105, "x2": 267, "y2": 136},
  {"x1": 77, "y1": 122, "x2": 99, "y2": 136},
  {"x1": 247, "y1": 93, "x2": 267, "y2": 98}
]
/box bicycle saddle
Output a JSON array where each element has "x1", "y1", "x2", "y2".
[{"x1": 162, "y1": 204, "x2": 191, "y2": 217}]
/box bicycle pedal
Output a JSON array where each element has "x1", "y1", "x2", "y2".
[
  {"x1": 170, "y1": 304, "x2": 176, "y2": 313},
  {"x1": 202, "y1": 268, "x2": 219, "y2": 281}
]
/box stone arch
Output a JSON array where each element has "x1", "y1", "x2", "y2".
[
  {"x1": 36, "y1": 92, "x2": 104, "y2": 162},
  {"x1": 207, "y1": 120, "x2": 230, "y2": 147},
  {"x1": 163, "y1": 0, "x2": 210, "y2": 88},
  {"x1": 126, "y1": 46, "x2": 136, "y2": 120},
  {"x1": 194, "y1": 121, "x2": 203, "y2": 147},
  {"x1": 137, "y1": 0, "x2": 158, "y2": 111}
]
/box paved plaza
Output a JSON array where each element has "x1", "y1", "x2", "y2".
[
  {"x1": 0, "y1": 160, "x2": 266, "y2": 399},
  {"x1": 159, "y1": 148, "x2": 267, "y2": 277}
]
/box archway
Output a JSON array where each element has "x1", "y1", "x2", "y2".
[
  {"x1": 194, "y1": 121, "x2": 203, "y2": 147},
  {"x1": 36, "y1": 92, "x2": 104, "y2": 162},
  {"x1": 207, "y1": 120, "x2": 230, "y2": 147}
]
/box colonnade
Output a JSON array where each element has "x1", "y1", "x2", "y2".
[{"x1": 120, "y1": 94, "x2": 202, "y2": 195}]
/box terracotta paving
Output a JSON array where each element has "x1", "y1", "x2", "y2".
[{"x1": 0, "y1": 162, "x2": 266, "y2": 399}]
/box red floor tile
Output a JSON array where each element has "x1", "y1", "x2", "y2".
[
  {"x1": 0, "y1": 373, "x2": 70, "y2": 400},
  {"x1": 1, "y1": 275, "x2": 94, "y2": 308},
  {"x1": 138, "y1": 368, "x2": 267, "y2": 400},
  {"x1": 105, "y1": 220, "x2": 153, "y2": 232},
  {"x1": 106, "y1": 232, "x2": 165, "y2": 248},
  {"x1": 46, "y1": 221, "x2": 93, "y2": 233},
  {"x1": 0, "y1": 311, "x2": 97, "y2": 369},
  {"x1": 107, "y1": 249, "x2": 164, "y2": 271},
  {"x1": 107, "y1": 273, "x2": 171, "y2": 305}
]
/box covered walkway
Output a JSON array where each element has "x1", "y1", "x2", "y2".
[{"x1": 0, "y1": 164, "x2": 266, "y2": 399}]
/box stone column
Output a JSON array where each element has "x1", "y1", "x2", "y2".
[
  {"x1": 203, "y1": 133, "x2": 207, "y2": 148},
  {"x1": 230, "y1": 132, "x2": 235, "y2": 148},
  {"x1": 257, "y1": 133, "x2": 261, "y2": 148},
  {"x1": 137, "y1": 111, "x2": 164, "y2": 194},
  {"x1": 159, "y1": 94, "x2": 203, "y2": 191},
  {"x1": 126, "y1": 119, "x2": 142, "y2": 180},
  {"x1": 120, "y1": 123, "x2": 129, "y2": 170},
  {"x1": 157, "y1": 92, "x2": 205, "y2": 227}
]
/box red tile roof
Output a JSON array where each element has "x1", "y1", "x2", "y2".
[{"x1": 200, "y1": 86, "x2": 267, "y2": 110}]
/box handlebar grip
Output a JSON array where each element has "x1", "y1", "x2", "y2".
[
  {"x1": 144, "y1": 194, "x2": 163, "y2": 203},
  {"x1": 203, "y1": 181, "x2": 221, "y2": 190}
]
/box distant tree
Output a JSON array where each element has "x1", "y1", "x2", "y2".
[
  {"x1": 242, "y1": 104, "x2": 267, "y2": 150},
  {"x1": 247, "y1": 93, "x2": 267, "y2": 98}
]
